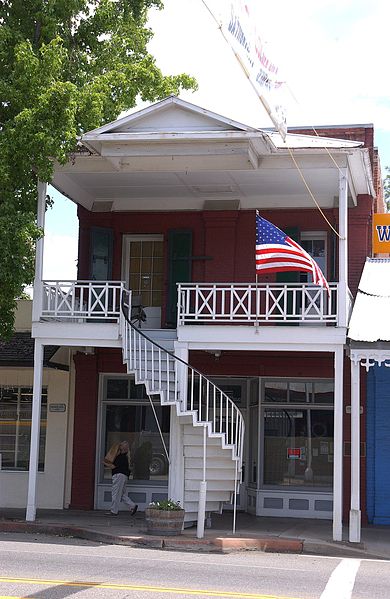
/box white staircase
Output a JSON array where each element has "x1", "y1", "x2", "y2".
[{"x1": 120, "y1": 291, "x2": 245, "y2": 530}]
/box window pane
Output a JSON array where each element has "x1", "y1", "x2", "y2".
[
  {"x1": 313, "y1": 382, "x2": 334, "y2": 404},
  {"x1": 153, "y1": 242, "x2": 163, "y2": 257},
  {"x1": 129, "y1": 274, "x2": 139, "y2": 291},
  {"x1": 129, "y1": 379, "x2": 148, "y2": 400},
  {"x1": 129, "y1": 256, "x2": 140, "y2": 273},
  {"x1": 0, "y1": 386, "x2": 47, "y2": 471},
  {"x1": 130, "y1": 241, "x2": 141, "y2": 257},
  {"x1": 289, "y1": 382, "x2": 308, "y2": 403},
  {"x1": 142, "y1": 241, "x2": 153, "y2": 256},
  {"x1": 312, "y1": 239, "x2": 325, "y2": 257},
  {"x1": 153, "y1": 257, "x2": 164, "y2": 274},
  {"x1": 106, "y1": 379, "x2": 129, "y2": 399},
  {"x1": 141, "y1": 257, "x2": 152, "y2": 273},
  {"x1": 264, "y1": 382, "x2": 287, "y2": 403}
]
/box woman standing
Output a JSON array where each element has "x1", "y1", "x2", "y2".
[{"x1": 103, "y1": 440, "x2": 138, "y2": 516}]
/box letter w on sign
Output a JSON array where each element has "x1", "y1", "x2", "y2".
[{"x1": 376, "y1": 225, "x2": 390, "y2": 242}]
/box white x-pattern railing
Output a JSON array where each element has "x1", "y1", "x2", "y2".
[
  {"x1": 38, "y1": 281, "x2": 340, "y2": 325},
  {"x1": 178, "y1": 282, "x2": 339, "y2": 325},
  {"x1": 41, "y1": 280, "x2": 124, "y2": 320}
]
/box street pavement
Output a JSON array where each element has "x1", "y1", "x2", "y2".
[
  {"x1": 1, "y1": 508, "x2": 390, "y2": 560},
  {"x1": 1, "y1": 533, "x2": 390, "y2": 599}
]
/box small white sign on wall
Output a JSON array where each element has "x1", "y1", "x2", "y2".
[{"x1": 49, "y1": 403, "x2": 66, "y2": 413}]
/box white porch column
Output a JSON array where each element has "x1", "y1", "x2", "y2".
[
  {"x1": 26, "y1": 340, "x2": 44, "y2": 521},
  {"x1": 333, "y1": 346, "x2": 344, "y2": 541},
  {"x1": 349, "y1": 358, "x2": 361, "y2": 542},
  {"x1": 168, "y1": 342, "x2": 189, "y2": 507},
  {"x1": 338, "y1": 169, "x2": 348, "y2": 328},
  {"x1": 32, "y1": 180, "x2": 47, "y2": 322}
]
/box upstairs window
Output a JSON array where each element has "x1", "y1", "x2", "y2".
[{"x1": 300, "y1": 232, "x2": 327, "y2": 281}]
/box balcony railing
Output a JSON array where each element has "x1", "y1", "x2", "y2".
[
  {"x1": 37, "y1": 281, "x2": 341, "y2": 326},
  {"x1": 41, "y1": 281, "x2": 124, "y2": 320},
  {"x1": 178, "y1": 283, "x2": 339, "y2": 325}
]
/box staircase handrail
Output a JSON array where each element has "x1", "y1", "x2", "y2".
[{"x1": 120, "y1": 289, "x2": 245, "y2": 466}]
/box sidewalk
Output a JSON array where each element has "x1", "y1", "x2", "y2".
[{"x1": 1, "y1": 508, "x2": 389, "y2": 559}]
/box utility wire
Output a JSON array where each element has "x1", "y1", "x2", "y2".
[{"x1": 286, "y1": 146, "x2": 344, "y2": 239}]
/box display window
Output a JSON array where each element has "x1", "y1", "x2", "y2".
[
  {"x1": 99, "y1": 376, "x2": 170, "y2": 485},
  {"x1": 261, "y1": 379, "x2": 334, "y2": 490}
]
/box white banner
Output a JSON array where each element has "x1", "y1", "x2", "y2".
[{"x1": 221, "y1": 0, "x2": 287, "y2": 138}]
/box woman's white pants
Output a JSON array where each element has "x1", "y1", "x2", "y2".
[{"x1": 111, "y1": 473, "x2": 136, "y2": 514}]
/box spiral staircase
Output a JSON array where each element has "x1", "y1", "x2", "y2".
[{"x1": 120, "y1": 291, "x2": 245, "y2": 529}]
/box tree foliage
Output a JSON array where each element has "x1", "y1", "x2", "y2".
[
  {"x1": 0, "y1": 0, "x2": 197, "y2": 338},
  {"x1": 384, "y1": 166, "x2": 390, "y2": 211}
]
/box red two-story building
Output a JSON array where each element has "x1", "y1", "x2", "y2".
[{"x1": 23, "y1": 96, "x2": 382, "y2": 541}]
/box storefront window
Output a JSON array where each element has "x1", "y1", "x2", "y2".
[
  {"x1": 101, "y1": 377, "x2": 170, "y2": 485},
  {"x1": 262, "y1": 379, "x2": 334, "y2": 489},
  {"x1": 264, "y1": 381, "x2": 334, "y2": 404},
  {"x1": 0, "y1": 386, "x2": 47, "y2": 471}
]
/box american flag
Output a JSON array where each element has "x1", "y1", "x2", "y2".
[{"x1": 255, "y1": 212, "x2": 329, "y2": 293}]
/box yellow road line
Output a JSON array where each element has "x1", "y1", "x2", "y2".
[{"x1": 0, "y1": 576, "x2": 302, "y2": 599}]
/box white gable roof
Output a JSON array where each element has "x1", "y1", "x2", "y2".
[{"x1": 84, "y1": 95, "x2": 258, "y2": 136}]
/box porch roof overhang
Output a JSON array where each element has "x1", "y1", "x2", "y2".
[
  {"x1": 348, "y1": 259, "x2": 390, "y2": 343},
  {"x1": 348, "y1": 259, "x2": 390, "y2": 368},
  {"x1": 51, "y1": 96, "x2": 375, "y2": 213}
]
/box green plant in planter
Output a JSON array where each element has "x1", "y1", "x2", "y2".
[
  {"x1": 148, "y1": 499, "x2": 183, "y2": 511},
  {"x1": 145, "y1": 499, "x2": 185, "y2": 535}
]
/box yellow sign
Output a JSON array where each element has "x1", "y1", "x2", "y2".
[{"x1": 373, "y1": 214, "x2": 390, "y2": 254}]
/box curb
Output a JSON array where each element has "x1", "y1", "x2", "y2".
[
  {"x1": 1, "y1": 521, "x2": 387, "y2": 559},
  {"x1": 0, "y1": 521, "x2": 303, "y2": 554}
]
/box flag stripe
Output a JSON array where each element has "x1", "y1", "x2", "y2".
[{"x1": 255, "y1": 212, "x2": 330, "y2": 294}]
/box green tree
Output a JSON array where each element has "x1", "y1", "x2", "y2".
[
  {"x1": 384, "y1": 166, "x2": 390, "y2": 211},
  {"x1": 0, "y1": 0, "x2": 197, "y2": 339}
]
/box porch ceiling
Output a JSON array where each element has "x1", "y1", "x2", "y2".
[
  {"x1": 53, "y1": 149, "x2": 356, "y2": 212},
  {"x1": 52, "y1": 95, "x2": 374, "y2": 212}
]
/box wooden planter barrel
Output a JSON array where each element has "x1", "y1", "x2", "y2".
[{"x1": 144, "y1": 507, "x2": 185, "y2": 536}]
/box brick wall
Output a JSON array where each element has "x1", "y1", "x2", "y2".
[
  {"x1": 70, "y1": 352, "x2": 99, "y2": 509},
  {"x1": 77, "y1": 203, "x2": 369, "y2": 294}
]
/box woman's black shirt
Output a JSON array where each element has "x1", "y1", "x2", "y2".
[{"x1": 112, "y1": 453, "x2": 130, "y2": 477}]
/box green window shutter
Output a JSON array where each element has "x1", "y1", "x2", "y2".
[
  {"x1": 167, "y1": 229, "x2": 192, "y2": 326},
  {"x1": 89, "y1": 227, "x2": 113, "y2": 281}
]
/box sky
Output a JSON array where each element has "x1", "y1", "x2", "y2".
[{"x1": 43, "y1": 0, "x2": 390, "y2": 281}]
